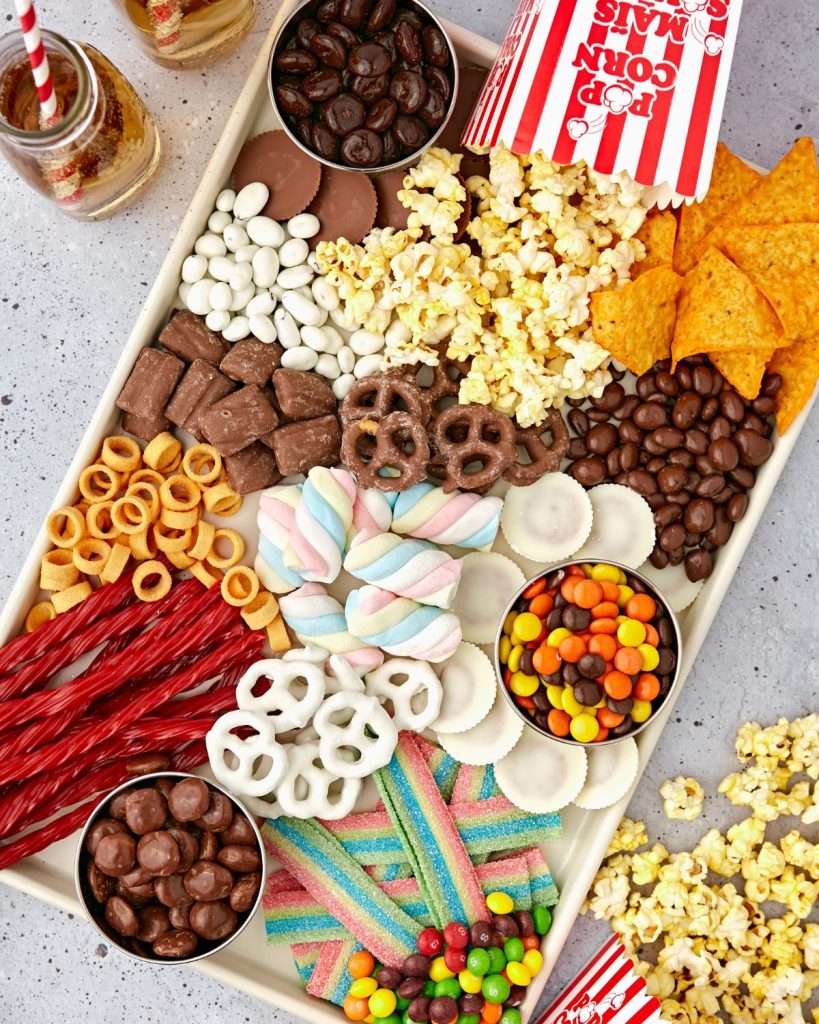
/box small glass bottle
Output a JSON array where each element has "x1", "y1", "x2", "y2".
[
  {"x1": 111, "y1": 0, "x2": 258, "y2": 69},
  {"x1": 0, "y1": 30, "x2": 161, "y2": 220}
]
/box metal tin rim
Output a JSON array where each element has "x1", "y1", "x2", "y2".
[
  {"x1": 74, "y1": 771, "x2": 266, "y2": 965},
  {"x1": 266, "y1": 0, "x2": 461, "y2": 175},
  {"x1": 494, "y1": 559, "x2": 684, "y2": 749}
]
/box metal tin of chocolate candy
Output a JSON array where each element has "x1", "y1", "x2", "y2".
[
  {"x1": 74, "y1": 772, "x2": 265, "y2": 965},
  {"x1": 268, "y1": 0, "x2": 460, "y2": 174},
  {"x1": 494, "y1": 560, "x2": 683, "y2": 749}
]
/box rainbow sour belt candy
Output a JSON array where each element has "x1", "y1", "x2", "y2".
[
  {"x1": 306, "y1": 938, "x2": 362, "y2": 1005},
  {"x1": 262, "y1": 816, "x2": 421, "y2": 968},
  {"x1": 291, "y1": 941, "x2": 322, "y2": 986},
  {"x1": 374, "y1": 733, "x2": 489, "y2": 928},
  {"x1": 344, "y1": 533, "x2": 462, "y2": 608},
  {"x1": 345, "y1": 585, "x2": 461, "y2": 663},
  {"x1": 452, "y1": 762, "x2": 503, "y2": 804},
  {"x1": 390, "y1": 482, "x2": 502, "y2": 551}
]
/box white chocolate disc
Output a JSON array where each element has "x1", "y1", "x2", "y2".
[
  {"x1": 574, "y1": 738, "x2": 639, "y2": 810},
  {"x1": 433, "y1": 642, "x2": 497, "y2": 734},
  {"x1": 573, "y1": 484, "x2": 656, "y2": 569},
  {"x1": 494, "y1": 729, "x2": 587, "y2": 812},
  {"x1": 451, "y1": 552, "x2": 525, "y2": 644},
  {"x1": 501, "y1": 474, "x2": 593, "y2": 563},
  {"x1": 637, "y1": 559, "x2": 704, "y2": 614},
  {"x1": 436, "y1": 684, "x2": 523, "y2": 765}
]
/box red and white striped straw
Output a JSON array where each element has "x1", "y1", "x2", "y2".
[{"x1": 13, "y1": 0, "x2": 58, "y2": 124}]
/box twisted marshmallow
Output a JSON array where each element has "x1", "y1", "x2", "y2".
[
  {"x1": 279, "y1": 583, "x2": 383, "y2": 672},
  {"x1": 390, "y1": 481, "x2": 503, "y2": 551},
  {"x1": 255, "y1": 484, "x2": 305, "y2": 594},
  {"x1": 283, "y1": 467, "x2": 357, "y2": 584},
  {"x1": 345, "y1": 585, "x2": 462, "y2": 663},
  {"x1": 343, "y1": 533, "x2": 462, "y2": 609},
  {"x1": 352, "y1": 488, "x2": 396, "y2": 538}
]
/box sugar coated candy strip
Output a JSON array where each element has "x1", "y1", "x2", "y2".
[
  {"x1": 262, "y1": 816, "x2": 421, "y2": 967},
  {"x1": 291, "y1": 941, "x2": 322, "y2": 986},
  {"x1": 524, "y1": 847, "x2": 561, "y2": 908},
  {"x1": 374, "y1": 732, "x2": 489, "y2": 928},
  {"x1": 413, "y1": 734, "x2": 460, "y2": 802},
  {"x1": 306, "y1": 938, "x2": 361, "y2": 1005}
]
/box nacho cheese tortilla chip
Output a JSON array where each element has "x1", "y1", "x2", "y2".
[
  {"x1": 674, "y1": 143, "x2": 761, "y2": 275},
  {"x1": 591, "y1": 266, "x2": 682, "y2": 376},
  {"x1": 633, "y1": 211, "x2": 677, "y2": 278},
  {"x1": 697, "y1": 137, "x2": 819, "y2": 257},
  {"x1": 672, "y1": 248, "x2": 784, "y2": 397},
  {"x1": 718, "y1": 222, "x2": 819, "y2": 341},
  {"x1": 709, "y1": 344, "x2": 780, "y2": 402},
  {"x1": 767, "y1": 335, "x2": 819, "y2": 434}
]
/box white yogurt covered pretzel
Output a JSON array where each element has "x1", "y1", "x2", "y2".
[
  {"x1": 206, "y1": 709, "x2": 288, "y2": 798},
  {"x1": 313, "y1": 691, "x2": 398, "y2": 779},
  {"x1": 275, "y1": 740, "x2": 362, "y2": 820},
  {"x1": 364, "y1": 658, "x2": 442, "y2": 732},
  {"x1": 235, "y1": 658, "x2": 326, "y2": 733}
]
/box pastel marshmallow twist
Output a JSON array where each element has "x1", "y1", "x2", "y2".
[
  {"x1": 236, "y1": 658, "x2": 326, "y2": 733},
  {"x1": 275, "y1": 740, "x2": 362, "y2": 820},
  {"x1": 255, "y1": 484, "x2": 305, "y2": 594},
  {"x1": 345, "y1": 585, "x2": 462, "y2": 664},
  {"x1": 206, "y1": 709, "x2": 288, "y2": 798},
  {"x1": 390, "y1": 481, "x2": 503, "y2": 551},
  {"x1": 313, "y1": 691, "x2": 398, "y2": 779},
  {"x1": 279, "y1": 583, "x2": 384, "y2": 672},
  {"x1": 283, "y1": 467, "x2": 357, "y2": 584},
  {"x1": 352, "y1": 488, "x2": 396, "y2": 538},
  {"x1": 364, "y1": 658, "x2": 443, "y2": 732},
  {"x1": 343, "y1": 532, "x2": 462, "y2": 609}
]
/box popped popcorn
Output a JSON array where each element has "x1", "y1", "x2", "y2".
[
  {"x1": 660, "y1": 776, "x2": 706, "y2": 820},
  {"x1": 584, "y1": 715, "x2": 819, "y2": 1024},
  {"x1": 316, "y1": 144, "x2": 649, "y2": 426}
]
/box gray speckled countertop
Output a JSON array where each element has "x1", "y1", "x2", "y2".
[{"x1": 0, "y1": 2, "x2": 817, "y2": 1022}]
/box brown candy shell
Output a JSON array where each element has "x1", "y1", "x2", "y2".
[
  {"x1": 232, "y1": 131, "x2": 323, "y2": 220},
  {"x1": 307, "y1": 166, "x2": 377, "y2": 244}
]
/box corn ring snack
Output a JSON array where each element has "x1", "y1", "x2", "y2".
[
  {"x1": 40, "y1": 549, "x2": 81, "y2": 592},
  {"x1": 190, "y1": 561, "x2": 223, "y2": 589},
  {"x1": 132, "y1": 560, "x2": 172, "y2": 603},
  {"x1": 266, "y1": 614, "x2": 291, "y2": 653},
  {"x1": 72, "y1": 538, "x2": 112, "y2": 576},
  {"x1": 46, "y1": 506, "x2": 86, "y2": 549},
  {"x1": 159, "y1": 505, "x2": 199, "y2": 530},
  {"x1": 111, "y1": 494, "x2": 151, "y2": 535},
  {"x1": 129, "y1": 528, "x2": 158, "y2": 561},
  {"x1": 52, "y1": 580, "x2": 93, "y2": 614},
  {"x1": 86, "y1": 502, "x2": 121, "y2": 541},
  {"x1": 207, "y1": 528, "x2": 244, "y2": 569},
  {"x1": 216, "y1": 495, "x2": 243, "y2": 517},
  {"x1": 240, "y1": 590, "x2": 279, "y2": 631},
  {"x1": 101, "y1": 435, "x2": 141, "y2": 474},
  {"x1": 160, "y1": 475, "x2": 201, "y2": 513},
  {"x1": 220, "y1": 566, "x2": 260, "y2": 608},
  {"x1": 182, "y1": 444, "x2": 222, "y2": 486},
  {"x1": 167, "y1": 550, "x2": 196, "y2": 570},
  {"x1": 202, "y1": 481, "x2": 240, "y2": 515},
  {"x1": 78, "y1": 464, "x2": 120, "y2": 504},
  {"x1": 25, "y1": 601, "x2": 57, "y2": 633},
  {"x1": 144, "y1": 432, "x2": 182, "y2": 474},
  {"x1": 100, "y1": 542, "x2": 131, "y2": 584},
  {"x1": 153, "y1": 522, "x2": 193, "y2": 554},
  {"x1": 129, "y1": 468, "x2": 165, "y2": 490},
  {"x1": 125, "y1": 481, "x2": 160, "y2": 523},
  {"x1": 73, "y1": 500, "x2": 91, "y2": 517},
  {"x1": 187, "y1": 520, "x2": 215, "y2": 562}
]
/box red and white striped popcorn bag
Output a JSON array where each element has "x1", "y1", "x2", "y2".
[
  {"x1": 462, "y1": 0, "x2": 744, "y2": 204},
  {"x1": 535, "y1": 934, "x2": 665, "y2": 1024}
]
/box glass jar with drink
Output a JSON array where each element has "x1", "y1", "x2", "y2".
[
  {"x1": 111, "y1": 0, "x2": 258, "y2": 68},
  {"x1": 0, "y1": 30, "x2": 161, "y2": 219}
]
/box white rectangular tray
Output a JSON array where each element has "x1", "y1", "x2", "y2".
[{"x1": 0, "y1": 5, "x2": 815, "y2": 1020}]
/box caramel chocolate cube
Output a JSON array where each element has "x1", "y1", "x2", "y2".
[
  {"x1": 223, "y1": 443, "x2": 282, "y2": 495},
  {"x1": 271, "y1": 368, "x2": 337, "y2": 422},
  {"x1": 160, "y1": 310, "x2": 230, "y2": 365},
  {"x1": 220, "y1": 338, "x2": 284, "y2": 387},
  {"x1": 116, "y1": 348, "x2": 184, "y2": 419},
  {"x1": 121, "y1": 410, "x2": 171, "y2": 443},
  {"x1": 199, "y1": 385, "x2": 280, "y2": 456},
  {"x1": 165, "y1": 360, "x2": 235, "y2": 439},
  {"x1": 269, "y1": 415, "x2": 341, "y2": 476}
]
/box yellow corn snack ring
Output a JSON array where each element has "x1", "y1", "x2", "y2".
[
  {"x1": 111, "y1": 494, "x2": 151, "y2": 535},
  {"x1": 153, "y1": 522, "x2": 193, "y2": 554},
  {"x1": 160, "y1": 474, "x2": 201, "y2": 512},
  {"x1": 128, "y1": 527, "x2": 158, "y2": 561},
  {"x1": 86, "y1": 502, "x2": 121, "y2": 541},
  {"x1": 78, "y1": 463, "x2": 120, "y2": 504},
  {"x1": 143, "y1": 432, "x2": 182, "y2": 474},
  {"x1": 46, "y1": 506, "x2": 86, "y2": 549},
  {"x1": 182, "y1": 444, "x2": 222, "y2": 486},
  {"x1": 126, "y1": 481, "x2": 160, "y2": 523},
  {"x1": 190, "y1": 561, "x2": 223, "y2": 589},
  {"x1": 266, "y1": 614, "x2": 291, "y2": 653},
  {"x1": 101, "y1": 435, "x2": 141, "y2": 474},
  {"x1": 167, "y1": 550, "x2": 196, "y2": 570},
  {"x1": 187, "y1": 520, "x2": 216, "y2": 562},
  {"x1": 72, "y1": 538, "x2": 112, "y2": 576},
  {"x1": 240, "y1": 591, "x2": 279, "y2": 631},
  {"x1": 221, "y1": 566, "x2": 260, "y2": 608},
  {"x1": 40, "y1": 549, "x2": 81, "y2": 592},
  {"x1": 202, "y1": 481, "x2": 241, "y2": 515},
  {"x1": 132, "y1": 560, "x2": 172, "y2": 603},
  {"x1": 207, "y1": 528, "x2": 245, "y2": 569},
  {"x1": 25, "y1": 601, "x2": 57, "y2": 632},
  {"x1": 100, "y1": 542, "x2": 131, "y2": 584},
  {"x1": 52, "y1": 581, "x2": 93, "y2": 613},
  {"x1": 129, "y1": 468, "x2": 165, "y2": 490},
  {"x1": 159, "y1": 505, "x2": 199, "y2": 530}
]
